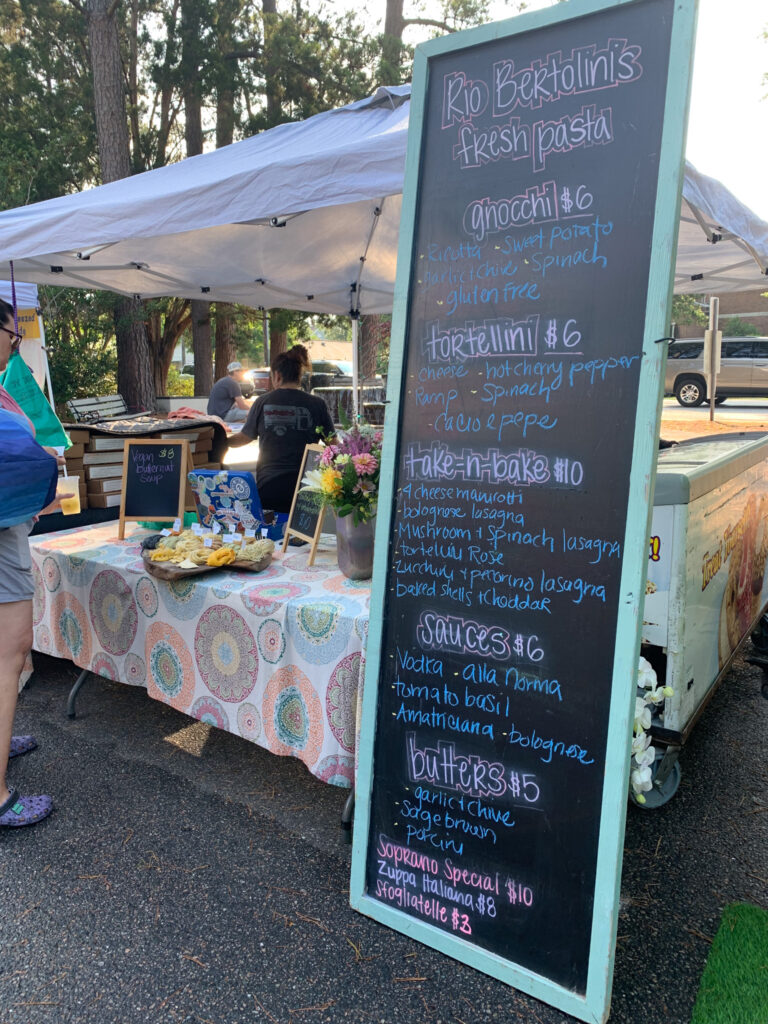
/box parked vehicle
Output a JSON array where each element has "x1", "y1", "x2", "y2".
[
  {"x1": 665, "y1": 337, "x2": 768, "y2": 406},
  {"x1": 246, "y1": 367, "x2": 272, "y2": 396},
  {"x1": 307, "y1": 359, "x2": 354, "y2": 391}
]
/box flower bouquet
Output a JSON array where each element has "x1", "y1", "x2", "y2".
[{"x1": 302, "y1": 424, "x2": 382, "y2": 525}]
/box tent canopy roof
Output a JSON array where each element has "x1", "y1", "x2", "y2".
[{"x1": 0, "y1": 84, "x2": 765, "y2": 312}]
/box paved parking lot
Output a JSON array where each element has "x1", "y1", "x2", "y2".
[{"x1": 1, "y1": 650, "x2": 766, "y2": 1024}]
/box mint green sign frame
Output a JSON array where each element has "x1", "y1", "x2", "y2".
[{"x1": 350, "y1": 1, "x2": 698, "y2": 1020}]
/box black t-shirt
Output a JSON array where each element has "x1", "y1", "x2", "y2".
[{"x1": 242, "y1": 388, "x2": 334, "y2": 486}]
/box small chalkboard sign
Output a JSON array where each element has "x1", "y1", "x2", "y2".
[
  {"x1": 281, "y1": 444, "x2": 326, "y2": 565},
  {"x1": 119, "y1": 439, "x2": 189, "y2": 538}
]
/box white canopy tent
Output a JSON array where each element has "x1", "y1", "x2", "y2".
[
  {"x1": 0, "y1": 85, "x2": 766, "y2": 319},
  {"x1": 0, "y1": 280, "x2": 55, "y2": 402}
]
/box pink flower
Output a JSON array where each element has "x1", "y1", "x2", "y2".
[
  {"x1": 353, "y1": 479, "x2": 376, "y2": 496},
  {"x1": 320, "y1": 445, "x2": 338, "y2": 466},
  {"x1": 374, "y1": 431, "x2": 383, "y2": 444},
  {"x1": 352, "y1": 452, "x2": 377, "y2": 476}
]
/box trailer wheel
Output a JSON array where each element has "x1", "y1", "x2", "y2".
[
  {"x1": 751, "y1": 614, "x2": 768, "y2": 654},
  {"x1": 631, "y1": 750, "x2": 682, "y2": 809}
]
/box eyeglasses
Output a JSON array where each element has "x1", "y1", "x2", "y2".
[{"x1": 1, "y1": 326, "x2": 23, "y2": 349}]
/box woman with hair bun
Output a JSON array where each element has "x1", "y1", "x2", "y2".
[{"x1": 228, "y1": 344, "x2": 334, "y2": 512}]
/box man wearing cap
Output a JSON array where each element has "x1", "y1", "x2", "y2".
[{"x1": 207, "y1": 361, "x2": 251, "y2": 422}]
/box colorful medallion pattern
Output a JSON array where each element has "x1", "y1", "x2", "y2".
[
  {"x1": 325, "y1": 651, "x2": 360, "y2": 752},
  {"x1": 285, "y1": 598, "x2": 354, "y2": 664},
  {"x1": 42, "y1": 555, "x2": 61, "y2": 592},
  {"x1": 51, "y1": 592, "x2": 92, "y2": 665},
  {"x1": 89, "y1": 570, "x2": 139, "y2": 655},
  {"x1": 135, "y1": 576, "x2": 159, "y2": 617},
  {"x1": 194, "y1": 605, "x2": 258, "y2": 702},
  {"x1": 257, "y1": 618, "x2": 286, "y2": 664},
  {"x1": 158, "y1": 576, "x2": 208, "y2": 620},
  {"x1": 190, "y1": 696, "x2": 230, "y2": 731},
  {"x1": 236, "y1": 703, "x2": 262, "y2": 741},
  {"x1": 315, "y1": 754, "x2": 354, "y2": 788},
  {"x1": 124, "y1": 652, "x2": 147, "y2": 686},
  {"x1": 145, "y1": 621, "x2": 195, "y2": 710},
  {"x1": 241, "y1": 581, "x2": 309, "y2": 617},
  {"x1": 91, "y1": 652, "x2": 119, "y2": 679},
  {"x1": 262, "y1": 665, "x2": 323, "y2": 767}
]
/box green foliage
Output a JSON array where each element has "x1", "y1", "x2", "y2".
[
  {"x1": 720, "y1": 316, "x2": 760, "y2": 337},
  {"x1": 215, "y1": 304, "x2": 267, "y2": 366},
  {"x1": 40, "y1": 287, "x2": 118, "y2": 410},
  {"x1": 671, "y1": 293, "x2": 707, "y2": 326},
  {"x1": 0, "y1": 0, "x2": 98, "y2": 208},
  {"x1": 244, "y1": 7, "x2": 377, "y2": 133},
  {"x1": 165, "y1": 365, "x2": 195, "y2": 396}
]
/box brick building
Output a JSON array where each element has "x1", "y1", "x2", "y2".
[{"x1": 676, "y1": 287, "x2": 768, "y2": 338}]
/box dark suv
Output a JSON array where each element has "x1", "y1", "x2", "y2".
[
  {"x1": 665, "y1": 337, "x2": 768, "y2": 406},
  {"x1": 307, "y1": 359, "x2": 354, "y2": 391}
]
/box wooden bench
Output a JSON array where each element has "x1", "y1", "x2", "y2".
[{"x1": 66, "y1": 395, "x2": 145, "y2": 424}]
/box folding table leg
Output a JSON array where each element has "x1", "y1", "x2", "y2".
[
  {"x1": 341, "y1": 790, "x2": 355, "y2": 842},
  {"x1": 67, "y1": 669, "x2": 91, "y2": 719}
]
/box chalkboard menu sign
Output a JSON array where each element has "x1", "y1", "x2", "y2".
[
  {"x1": 282, "y1": 444, "x2": 327, "y2": 565},
  {"x1": 351, "y1": 1, "x2": 696, "y2": 1020},
  {"x1": 119, "y1": 439, "x2": 189, "y2": 538}
]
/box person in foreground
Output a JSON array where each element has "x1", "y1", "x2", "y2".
[
  {"x1": 0, "y1": 299, "x2": 70, "y2": 828},
  {"x1": 228, "y1": 345, "x2": 334, "y2": 512},
  {"x1": 206, "y1": 360, "x2": 252, "y2": 422}
]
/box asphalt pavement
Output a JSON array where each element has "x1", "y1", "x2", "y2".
[{"x1": 1, "y1": 651, "x2": 766, "y2": 1024}]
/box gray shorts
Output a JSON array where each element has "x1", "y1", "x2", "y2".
[{"x1": 0, "y1": 520, "x2": 35, "y2": 603}]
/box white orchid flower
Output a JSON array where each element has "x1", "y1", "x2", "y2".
[
  {"x1": 637, "y1": 656, "x2": 658, "y2": 690},
  {"x1": 631, "y1": 765, "x2": 653, "y2": 794},
  {"x1": 634, "y1": 744, "x2": 656, "y2": 768},
  {"x1": 632, "y1": 730, "x2": 651, "y2": 757},
  {"x1": 646, "y1": 687, "x2": 666, "y2": 706},
  {"x1": 634, "y1": 697, "x2": 652, "y2": 732}
]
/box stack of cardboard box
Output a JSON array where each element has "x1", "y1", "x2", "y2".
[
  {"x1": 63, "y1": 429, "x2": 89, "y2": 510},
  {"x1": 83, "y1": 435, "x2": 127, "y2": 509}
]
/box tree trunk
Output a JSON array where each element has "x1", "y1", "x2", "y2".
[
  {"x1": 146, "y1": 299, "x2": 192, "y2": 396},
  {"x1": 262, "y1": 0, "x2": 281, "y2": 126},
  {"x1": 182, "y1": 0, "x2": 212, "y2": 394},
  {"x1": 378, "y1": 0, "x2": 405, "y2": 86},
  {"x1": 214, "y1": 304, "x2": 237, "y2": 380},
  {"x1": 270, "y1": 329, "x2": 287, "y2": 361},
  {"x1": 84, "y1": 0, "x2": 154, "y2": 412},
  {"x1": 114, "y1": 299, "x2": 154, "y2": 411},
  {"x1": 191, "y1": 300, "x2": 213, "y2": 395},
  {"x1": 360, "y1": 314, "x2": 388, "y2": 379}
]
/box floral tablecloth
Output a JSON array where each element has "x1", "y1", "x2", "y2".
[{"x1": 29, "y1": 523, "x2": 371, "y2": 789}]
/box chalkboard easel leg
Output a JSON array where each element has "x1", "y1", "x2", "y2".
[
  {"x1": 67, "y1": 669, "x2": 91, "y2": 719},
  {"x1": 341, "y1": 789, "x2": 355, "y2": 843}
]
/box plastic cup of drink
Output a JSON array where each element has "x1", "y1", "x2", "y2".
[{"x1": 56, "y1": 475, "x2": 80, "y2": 515}]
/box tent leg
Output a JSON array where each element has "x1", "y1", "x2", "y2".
[{"x1": 351, "y1": 316, "x2": 360, "y2": 421}]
